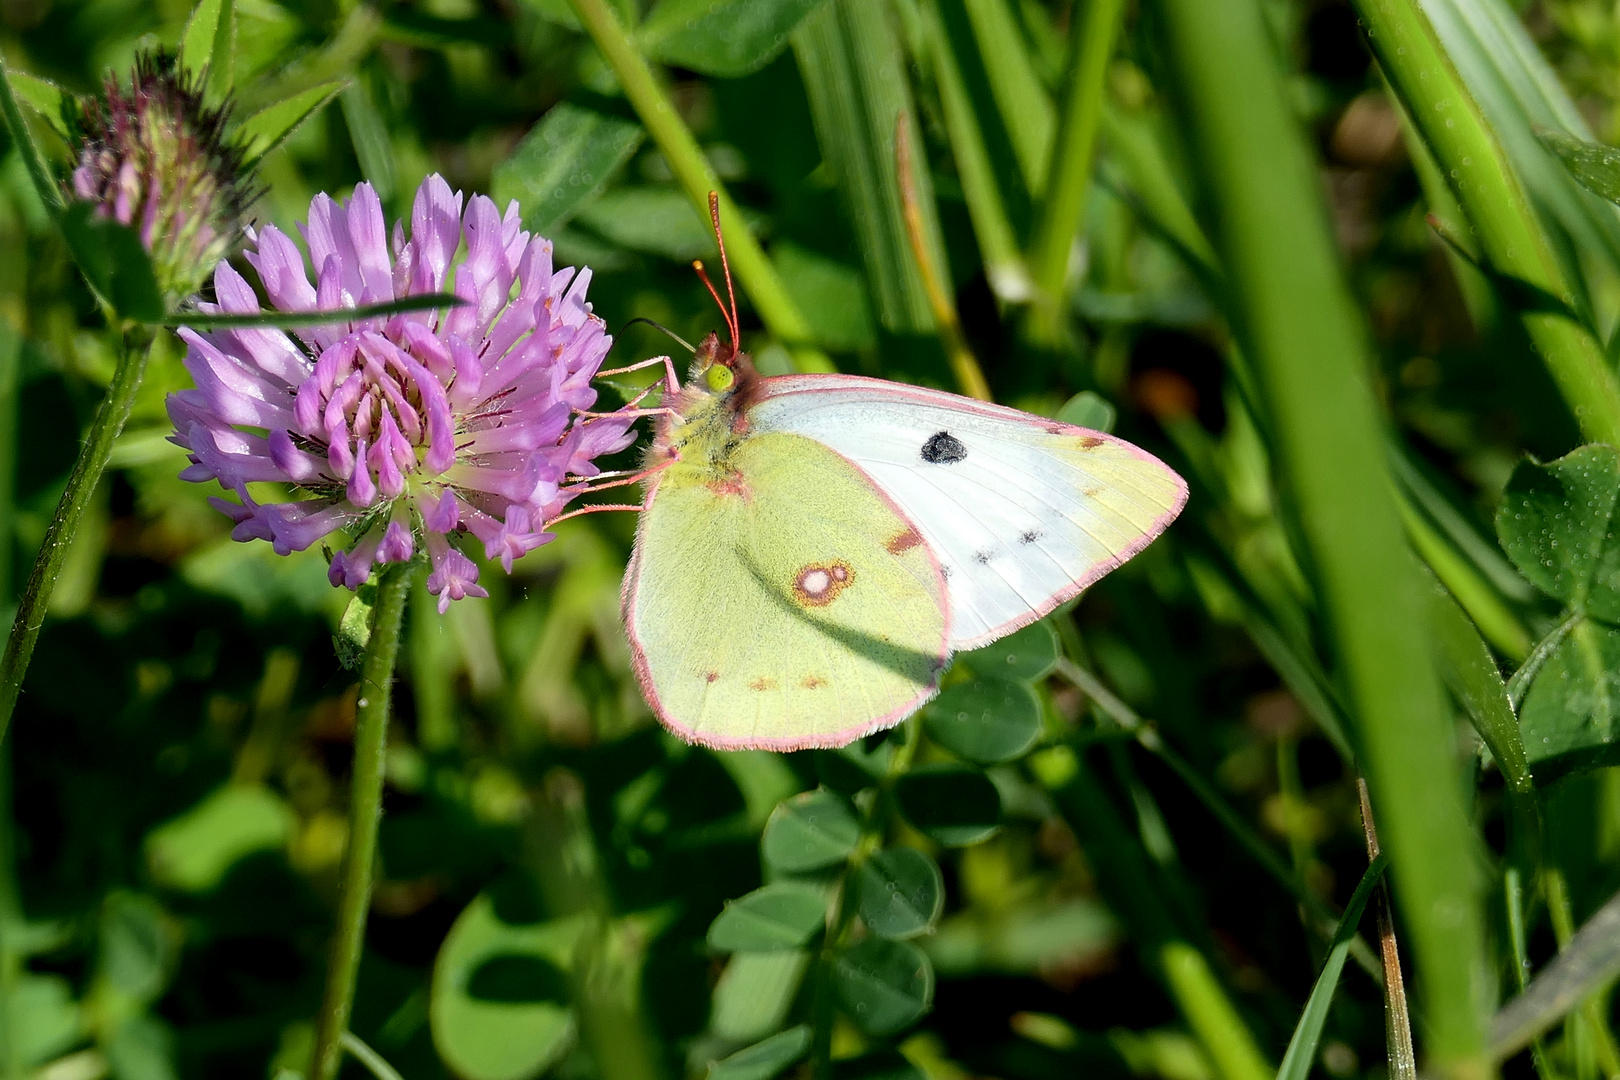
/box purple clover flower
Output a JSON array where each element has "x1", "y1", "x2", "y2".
[
  {"x1": 71, "y1": 51, "x2": 255, "y2": 300},
  {"x1": 168, "y1": 175, "x2": 637, "y2": 609}
]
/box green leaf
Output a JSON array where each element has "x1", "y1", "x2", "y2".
[
  {"x1": 895, "y1": 765, "x2": 1000, "y2": 846},
  {"x1": 59, "y1": 202, "x2": 166, "y2": 319},
  {"x1": 711, "y1": 951, "x2": 812, "y2": 1042},
  {"x1": 761, "y1": 789, "x2": 860, "y2": 872},
  {"x1": 15, "y1": 974, "x2": 83, "y2": 1069},
  {"x1": 1056, "y1": 391, "x2": 1117, "y2": 433},
  {"x1": 707, "y1": 883, "x2": 829, "y2": 951},
  {"x1": 854, "y1": 847, "x2": 943, "y2": 939},
  {"x1": 492, "y1": 103, "x2": 644, "y2": 236},
  {"x1": 515, "y1": 0, "x2": 582, "y2": 30},
  {"x1": 237, "y1": 82, "x2": 346, "y2": 165},
  {"x1": 180, "y1": 0, "x2": 228, "y2": 83},
  {"x1": 707, "y1": 1025, "x2": 813, "y2": 1080},
  {"x1": 831, "y1": 937, "x2": 934, "y2": 1036},
  {"x1": 430, "y1": 894, "x2": 587, "y2": 1080},
  {"x1": 8, "y1": 71, "x2": 70, "y2": 141},
  {"x1": 774, "y1": 241, "x2": 877, "y2": 351},
  {"x1": 959, "y1": 620, "x2": 1059, "y2": 682},
  {"x1": 144, "y1": 783, "x2": 293, "y2": 893},
  {"x1": 1539, "y1": 131, "x2": 1620, "y2": 208},
  {"x1": 1495, "y1": 444, "x2": 1620, "y2": 611},
  {"x1": 813, "y1": 739, "x2": 891, "y2": 794},
  {"x1": 335, "y1": 581, "x2": 378, "y2": 670},
  {"x1": 575, "y1": 186, "x2": 747, "y2": 261},
  {"x1": 1275, "y1": 853, "x2": 1387, "y2": 1080},
  {"x1": 922, "y1": 678, "x2": 1042, "y2": 765},
  {"x1": 1518, "y1": 617, "x2": 1620, "y2": 780},
  {"x1": 1425, "y1": 577, "x2": 1532, "y2": 793},
  {"x1": 341, "y1": 82, "x2": 396, "y2": 202},
  {"x1": 640, "y1": 0, "x2": 831, "y2": 78}
]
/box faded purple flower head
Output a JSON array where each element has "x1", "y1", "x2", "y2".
[
  {"x1": 71, "y1": 50, "x2": 255, "y2": 299},
  {"x1": 167, "y1": 174, "x2": 637, "y2": 609}
]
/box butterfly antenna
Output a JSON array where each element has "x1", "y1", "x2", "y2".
[
  {"x1": 616, "y1": 316, "x2": 696, "y2": 354},
  {"x1": 708, "y1": 192, "x2": 741, "y2": 351},
  {"x1": 691, "y1": 258, "x2": 737, "y2": 359}
]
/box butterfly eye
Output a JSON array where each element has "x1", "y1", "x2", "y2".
[{"x1": 705, "y1": 364, "x2": 735, "y2": 392}]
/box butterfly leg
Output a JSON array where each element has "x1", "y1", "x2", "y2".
[{"x1": 597, "y1": 354, "x2": 680, "y2": 393}]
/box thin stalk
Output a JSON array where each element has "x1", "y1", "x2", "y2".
[
  {"x1": 1546, "y1": 870, "x2": 1620, "y2": 1079},
  {"x1": 1399, "y1": 493, "x2": 1530, "y2": 661},
  {"x1": 0, "y1": 746, "x2": 20, "y2": 1080},
  {"x1": 1156, "y1": 0, "x2": 1491, "y2": 1074},
  {"x1": 567, "y1": 0, "x2": 832, "y2": 374},
  {"x1": 1028, "y1": 0, "x2": 1127, "y2": 328},
  {"x1": 310, "y1": 561, "x2": 413, "y2": 1080},
  {"x1": 0, "y1": 324, "x2": 152, "y2": 750},
  {"x1": 896, "y1": 118, "x2": 991, "y2": 401},
  {"x1": 1505, "y1": 868, "x2": 1560, "y2": 1080},
  {"x1": 810, "y1": 718, "x2": 921, "y2": 1080},
  {"x1": 1353, "y1": 0, "x2": 1620, "y2": 448},
  {"x1": 1054, "y1": 657, "x2": 1381, "y2": 980},
  {"x1": 1358, "y1": 778, "x2": 1418, "y2": 1080},
  {"x1": 341, "y1": 1032, "x2": 406, "y2": 1080},
  {"x1": 1160, "y1": 941, "x2": 1274, "y2": 1080}
]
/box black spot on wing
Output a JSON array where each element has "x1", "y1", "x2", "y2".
[
  {"x1": 1019, "y1": 530, "x2": 1041, "y2": 545},
  {"x1": 973, "y1": 550, "x2": 993, "y2": 565},
  {"x1": 921, "y1": 431, "x2": 967, "y2": 464}
]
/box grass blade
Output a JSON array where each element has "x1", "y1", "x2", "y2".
[
  {"x1": 1493, "y1": 885, "x2": 1620, "y2": 1062},
  {"x1": 1356, "y1": 0, "x2": 1620, "y2": 448},
  {"x1": 1276, "y1": 853, "x2": 1390, "y2": 1080},
  {"x1": 793, "y1": 0, "x2": 942, "y2": 335},
  {"x1": 1155, "y1": 1, "x2": 1492, "y2": 1076},
  {"x1": 165, "y1": 292, "x2": 466, "y2": 328},
  {"x1": 1028, "y1": 0, "x2": 1126, "y2": 316},
  {"x1": 959, "y1": 0, "x2": 1052, "y2": 196}
]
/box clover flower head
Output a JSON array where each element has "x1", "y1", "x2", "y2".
[
  {"x1": 70, "y1": 50, "x2": 255, "y2": 299},
  {"x1": 167, "y1": 174, "x2": 637, "y2": 609}
]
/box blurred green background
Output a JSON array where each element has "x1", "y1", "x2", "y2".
[{"x1": 6, "y1": 0, "x2": 1620, "y2": 1078}]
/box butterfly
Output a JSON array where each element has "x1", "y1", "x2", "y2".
[{"x1": 599, "y1": 203, "x2": 1187, "y2": 752}]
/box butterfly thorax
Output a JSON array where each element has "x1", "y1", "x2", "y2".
[{"x1": 644, "y1": 333, "x2": 760, "y2": 483}]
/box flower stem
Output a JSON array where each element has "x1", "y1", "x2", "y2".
[
  {"x1": 566, "y1": 0, "x2": 834, "y2": 374},
  {"x1": 310, "y1": 561, "x2": 413, "y2": 1080},
  {"x1": 0, "y1": 324, "x2": 153, "y2": 751}
]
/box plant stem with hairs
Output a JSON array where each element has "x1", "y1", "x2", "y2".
[
  {"x1": 0, "y1": 325, "x2": 152, "y2": 750},
  {"x1": 311, "y1": 561, "x2": 413, "y2": 1080}
]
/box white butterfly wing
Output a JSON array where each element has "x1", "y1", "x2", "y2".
[{"x1": 747, "y1": 375, "x2": 1188, "y2": 649}]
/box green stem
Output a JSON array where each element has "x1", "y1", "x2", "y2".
[
  {"x1": 1505, "y1": 868, "x2": 1560, "y2": 1080},
  {"x1": 340, "y1": 1032, "x2": 406, "y2": 1080},
  {"x1": 1353, "y1": 0, "x2": 1620, "y2": 448},
  {"x1": 1028, "y1": 0, "x2": 1127, "y2": 323},
  {"x1": 810, "y1": 719, "x2": 920, "y2": 1080},
  {"x1": 1546, "y1": 870, "x2": 1620, "y2": 1079},
  {"x1": 1160, "y1": 941, "x2": 1274, "y2": 1080},
  {"x1": 0, "y1": 745, "x2": 20, "y2": 1080},
  {"x1": 310, "y1": 561, "x2": 412, "y2": 1080},
  {"x1": 567, "y1": 0, "x2": 832, "y2": 374},
  {"x1": 1154, "y1": 2, "x2": 1491, "y2": 1076},
  {"x1": 0, "y1": 325, "x2": 152, "y2": 751}
]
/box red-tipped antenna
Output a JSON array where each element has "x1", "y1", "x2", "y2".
[
  {"x1": 708, "y1": 192, "x2": 740, "y2": 346},
  {"x1": 691, "y1": 192, "x2": 741, "y2": 359}
]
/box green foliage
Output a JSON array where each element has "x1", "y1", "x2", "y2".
[
  {"x1": 13, "y1": 1, "x2": 1620, "y2": 1078},
  {"x1": 707, "y1": 883, "x2": 829, "y2": 951}
]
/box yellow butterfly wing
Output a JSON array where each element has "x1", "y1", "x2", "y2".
[{"x1": 623, "y1": 431, "x2": 949, "y2": 750}]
